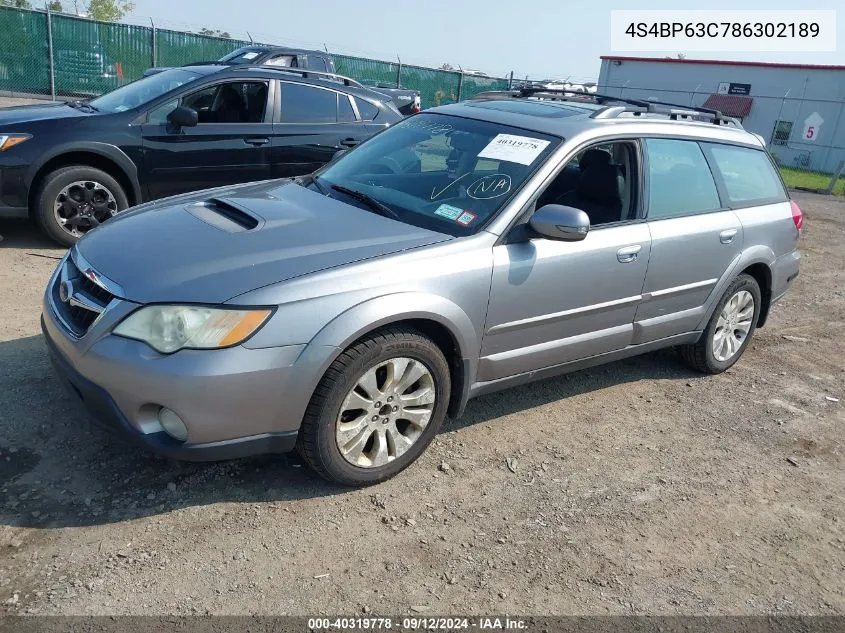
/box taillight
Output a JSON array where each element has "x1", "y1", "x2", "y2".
[
  {"x1": 411, "y1": 103, "x2": 420, "y2": 113},
  {"x1": 790, "y1": 200, "x2": 804, "y2": 232}
]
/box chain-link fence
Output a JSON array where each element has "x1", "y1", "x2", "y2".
[
  {"x1": 0, "y1": 6, "x2": 513, "y2": 110},
  {"x1": 598, "y1": 81, "x2": 845, "y2": 196}
]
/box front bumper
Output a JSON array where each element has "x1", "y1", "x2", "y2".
[
  {"x1": 0, "y1": 162, "x2": 29, "y2": 217},
  {"x1": 41, "y1": 278, "x2": 312, "y2": 460},
  {"x1": 42, "y1": 318, "x2": 299, "y2": 461}
]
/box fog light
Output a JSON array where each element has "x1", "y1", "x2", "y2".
[{"x1": 157, "y1": 407, "x2": 188, "y2": 442}]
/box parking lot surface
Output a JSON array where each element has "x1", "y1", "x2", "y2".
[{"x1": 0, "y1": 193, "x2": 843, "y2": 615}]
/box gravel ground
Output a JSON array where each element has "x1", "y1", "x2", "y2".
[
  {"x1": 0, "y1": 193, "x2": 842, "y2": 616},
  {"x1": 0, "y1": 96, "x2": 49, "y2": 108}
]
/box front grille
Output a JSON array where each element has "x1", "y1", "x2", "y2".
[
  {"x1": 74, "y1": 262, "x2": 115, "y2": 305},
  {"x1": 51, "y1": 253, "x2": 115, "y2": 337}
]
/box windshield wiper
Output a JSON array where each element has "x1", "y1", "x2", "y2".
[
  {"x1": 330, "y1": 184, "x2": 401, "y2": 220},
  {"x1": 67, "y1": 99, "x2": 98, "y2": 112},
  {"x1": 297, "y1": 173, "x2": 328, "y2": 195}
]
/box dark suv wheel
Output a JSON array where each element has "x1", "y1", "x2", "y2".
[{"x1": 35, "y1": 165, "x2": 128, "y2": 247}]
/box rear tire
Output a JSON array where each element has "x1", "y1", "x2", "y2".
[
  {"x1": 297, "y1": 326, "x2": 451, "y2": 486},
  {"x1": 678, "y1": 273, "x2": 761, "y2": 374},
  {"x1": 34, "y1": 165, "x2": 128, "y2": 247}
]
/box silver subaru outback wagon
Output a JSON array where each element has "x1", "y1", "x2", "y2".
[{"x1": 42, "y1": 90, "x2": 802, "y2": 486}]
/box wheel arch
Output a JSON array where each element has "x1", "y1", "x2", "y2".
[
  {"x1": 26, "y1": 143, "x2": 142, "y2": 216},
  {"x1": 296, "y1": 293, "x2": 481, "y2": 420},
  {"x1": 697, "y1": 248, "x2": 775, "y2": 332},
  {"x1": 740, "y1": 262, "x2": 773, "y2": 327}
]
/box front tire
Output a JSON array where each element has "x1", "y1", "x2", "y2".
[
  {"x1": 678, "y1": 273, "x2": 761, "y2": 374},
  {"x1": 34, "y1": 165, "x2": 128, "y2": 247},
  {"x1": 298, "y1": 326, "x2": 451, "y2": 486}
]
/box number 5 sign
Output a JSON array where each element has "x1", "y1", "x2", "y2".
[{"x1": 803, "y1": 112, "x2": 824, "y2": 142}]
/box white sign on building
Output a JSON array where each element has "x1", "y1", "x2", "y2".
[{"x1": 803, "y1": 112, "x2": 824, "y2": 142}]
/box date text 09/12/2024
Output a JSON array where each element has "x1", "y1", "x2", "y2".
[{"x1": 307, "y1": 617, "x2": 528, "y2": 630}]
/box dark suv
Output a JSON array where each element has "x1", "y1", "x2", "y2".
[
  {"x1": 0, "y1": 65, "x2": 402, "y2": 246},
  {"x1": 145, "y1": 45, "x2": 422, "y2": 116}
]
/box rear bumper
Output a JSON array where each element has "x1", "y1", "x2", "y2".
[
  {"x1": 771, "y1": 249, "x2": 801, "y2": 304},
  {"x1": 41, "y1": 315, "x2": 300, "y2": 461}
]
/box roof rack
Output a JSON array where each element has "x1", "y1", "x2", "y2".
[
  {"x1": 471, "y1": 87, "x2": 740, "y2": 127},
  {"x1": 229, "y1": 65, "x2": 366, "y2": 89}
]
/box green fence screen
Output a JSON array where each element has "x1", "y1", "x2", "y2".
[
  {"x1": 0, "y1": 5, "x2": 512, "y2": 108},
  {"x1": 0, "y1": 6, "x2": 50, "y2": 94},
  {"x1": 155, "y1": 29, "x2": 252, "y2": 69}
]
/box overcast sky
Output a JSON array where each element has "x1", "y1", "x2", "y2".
[{"x1": 127, "y1": 0, "x2": 844, "y2": 81}]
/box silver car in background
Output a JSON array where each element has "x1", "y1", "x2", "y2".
[{"x1": 42, "y1": 92, "x2": 802, "y2": 486}]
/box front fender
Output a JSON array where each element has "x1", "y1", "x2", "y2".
[
  {"x1": 279, "y1": 292, "x2": 481, "y2": 429},
  {"x1": 26, "y1": 141, "x2": 142, "y2": 203}
]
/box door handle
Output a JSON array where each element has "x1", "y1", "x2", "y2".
[
  {"x1": 617, "y1": 244, "x2": 642, "y2": 263},
  {"x1": 720, "y1": 228, "x2": 738, "y2": 244},
  {"x1": 340, "y1": 138, "x2": 361, "y2": 147},
  {"x1": 244, "y1": 137, "x2": 270, "y2": 146}
]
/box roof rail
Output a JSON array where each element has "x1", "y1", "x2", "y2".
[
  {"x1": 229, "y1": 65, "x2": 365, "y2": 89},
  {"x1": 470, "y1": 87, "x2": 740, "y2": 127},
  {"x1": 517, "y1": 86, "x2": 653, "y2": 108}
]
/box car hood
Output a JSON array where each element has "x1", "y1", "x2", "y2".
[
  {"x1": 76, "y1": 180, "x2": 452, "y2": 304},
  {"x1": 0, "y1": 102, "x2": 87, "y2": 125}
]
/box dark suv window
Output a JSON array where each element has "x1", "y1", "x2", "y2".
[
  {"x1": 281, "y1": 83, "x2": 337, "y2": 123},
  {"x1": 309, "y1": 56, "x2": 329, "y2": 72},
  {"x1": 355, "y1": 98, "x2": 379, "y2": 121},
  {"x1": 338, "y1": 94, "x2": 356, "y2": 122},
  {"x1": 703, "y1": 143, "x2": 787, "y2": 205},
  {"x1": 147, "y1": 81, "x2": 268, "y2": 124},
  {"x1": 645, "y1": 138, "x2": 721, "y2": 219}
]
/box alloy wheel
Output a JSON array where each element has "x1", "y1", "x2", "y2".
[
  {"x1": 335, "y1": 357, "x2": 436, "y2": 468},
  {"x1": 712, "y1": 290, "x2": 755, "y2": 362},
  {"x1": 54, "y1": 180, "x2": 118, "y2": 238}
]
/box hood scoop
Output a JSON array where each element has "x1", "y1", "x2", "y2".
[{"x1": 187, "y1": 198, "x2": 260, "y2": 232}]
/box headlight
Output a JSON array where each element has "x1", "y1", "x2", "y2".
[
  {"x1": 113, "y1": 305, "x2": 272, "y2": 353},
  {"x1": 0, "y1": 134, "x2": 31, "y2": 151}
]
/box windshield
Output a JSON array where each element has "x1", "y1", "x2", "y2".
[
  {"x1": 219, "y1": 46, "x2": 269, "y2": 63},
  {"x1": 89, "y1": 69, "x2": 200, "y2": 113},
  {"x1": 313, "y1": 113, "x2": 559, "y2": 236}
]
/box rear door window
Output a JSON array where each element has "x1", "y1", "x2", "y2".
[
  {"x1": 645, "y1": 138, "x2": 721, "y2": 219},
  {"x1": 280, "y1": 83, "x2": 337, "y2": 123},
  {"x1": 702, "y1": 143, "x2": 787, "y2": 205}
]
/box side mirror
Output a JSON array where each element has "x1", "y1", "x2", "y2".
[
  {"x1": 529, "y1": 204, "x2": 590, "y2": 241},
  {"x1": 332, "y1": 149, "x2": 348, "y2": 162},
  {"x1": 167, "y1": 105, "x2": 198, "y2": 128}
]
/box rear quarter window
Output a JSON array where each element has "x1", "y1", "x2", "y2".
[
  {"x1": 703, "y1": 143, "x2": 787, "y2": 206},
  {"x1": 355, "y1": 98, "x2": 379, "y2": 121}
]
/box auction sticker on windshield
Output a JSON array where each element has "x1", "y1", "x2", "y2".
[
  {"x1": 434, "y1": 203, "x2": 464, "y2": 220},
  {"x1": 478, "y1": 134, "x2": 551, "y2": 165}
]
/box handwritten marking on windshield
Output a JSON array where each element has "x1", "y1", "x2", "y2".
[
  {"x1": 406, "y1": 119, "x2": 454, "y2": 135},
  {"x1": 467, "y1": 174, "x2": 512, "y2": 199},
  {"x1": 430, "y1": 173, "x2": 472, "y2": 200}
]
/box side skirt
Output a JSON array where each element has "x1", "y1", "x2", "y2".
[{"x1": 467, "y1": 331, "x2": 701, "y2": 400}]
